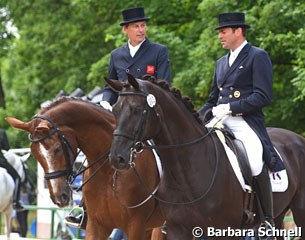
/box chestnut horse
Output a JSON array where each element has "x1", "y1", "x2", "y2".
[
  {"x1": 105, "y1": 75, "x2": 305, "y2": 240},
  {"x1": 6, "y1": 97, "x2": 165, "y2": 240}
]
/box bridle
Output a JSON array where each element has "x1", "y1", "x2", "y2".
[
  {"x1": 29, "y1": 114, "x2": 110, "y2": 190},
  {"x1": 112, "y1": 90, "x2": 221, "y2": 205},
  {"x1": 113, "y1": 91, "x2": 162, "y2": 165},
  {"x1": 113, "y1": 91, "x2": 214, "y2": 166},
  {"x1": 29, "y1": 114, "x2": 76, "y2": 181}
]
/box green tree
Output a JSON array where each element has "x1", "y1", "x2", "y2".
[
  {"x1": 174, "y1": 0, "x2": 305, "y2": 135},
  {"x1": 1, "y1": 0, "x2": 305, "y2": 147}
]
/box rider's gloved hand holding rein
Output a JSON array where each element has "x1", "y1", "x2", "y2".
[{"x1": 212, "y1": 103, "x2": 231, "y2": 119}]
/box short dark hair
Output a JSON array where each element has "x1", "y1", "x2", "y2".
[{"x1": 232, "y1": 26, "x2": 247, "y2": 37}]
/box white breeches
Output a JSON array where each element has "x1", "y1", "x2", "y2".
[{"x1": 222, "y1": 116, "x2": 263, "y2": 176}]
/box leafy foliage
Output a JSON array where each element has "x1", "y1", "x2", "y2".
[{"x1": 0, "y1": 0, "x2": 305, "y2": 147}]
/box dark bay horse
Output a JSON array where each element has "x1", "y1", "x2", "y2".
[
  {"x1": 6, "y1": 97, "x2": 165, "y2": 240},
  {"x1": 105, "y1": 75, "x2": 305, "y2": 240}
]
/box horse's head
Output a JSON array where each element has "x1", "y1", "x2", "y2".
[
  {"x1": 105, "y1": 74, "x2": 164, "y2": 170},
  {"x1": 6, "y1": 111, "x2": 78, "y2": 207}
]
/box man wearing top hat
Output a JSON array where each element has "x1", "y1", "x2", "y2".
[
  {"x1": 65, "y1": 7, "x2": 171, "y2": 231},
  {"x1": 199, "y1": 12, "x2": 285, "y2": 239},
  {"x1": 100, "y1": 6, "x2": 172, "y2": 111}
]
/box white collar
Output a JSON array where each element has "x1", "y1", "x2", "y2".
[
  {"x1": 128, "y1": 39, "x2": 146, "y2": 57},
  {"x1": 230, "y1": 40, "x2": 248, "y2": 58}
]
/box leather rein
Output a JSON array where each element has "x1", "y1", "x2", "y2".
[
  {"x1": 114, "y1": 91, "x2": 214, "y2": 160},
  {"x1": 113, "y1": 91, "x2": 220, "y2": 205},
  {"x1": 30, "y1": 114, "x2": 158, "y2": 209}
]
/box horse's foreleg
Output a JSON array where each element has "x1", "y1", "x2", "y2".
[
  {"x1": 145, "y1": 229, "x2": 153, "y2": 240},
  {"x1": 125, "y1": 224, "x2": 147, "y2": 240},
  {"x1": 165, "y1": 224, "x2": 193, "y2": 240},
  {"x1": 85, "y1": 220, "x2": 110, "y2": 240}
]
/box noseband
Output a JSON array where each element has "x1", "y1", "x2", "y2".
[{"x1": 29, "y1": 114, "x2": 75, "y2": 180}]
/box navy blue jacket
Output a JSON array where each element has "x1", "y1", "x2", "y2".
[
  {"x1": 200, "y1": 43, "x2": 285, "y2": 172},
  {"x1": 103, "y1": 39, "x2": 171, "y2": 105}
]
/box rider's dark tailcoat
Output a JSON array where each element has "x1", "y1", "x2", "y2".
[
  {"x1": 103, "y1": 39, "x2": 171, "y2": 105},
  {"x1": 200, "y1": 43, "x2": 285, "y2": 172}
]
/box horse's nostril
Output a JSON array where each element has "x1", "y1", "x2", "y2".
[
  {"x1": 118, "y1": 155, "x2": 126, "y2": 167},
  {"x1": 61, "y1": 193, "x2": 70, "y2": 205}
]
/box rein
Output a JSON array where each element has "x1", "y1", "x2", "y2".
[
  {"x1": 73, "y1": 150, "x2": 109, "y2": 192},
  {"x1": 115, "y1": 91, "x2": 214, "y2": 154},
  {"x1": 124, "y1": 134, "x2": 220, "y2": 206},
  {"x1": 114, "y1": 90, "x2": 220, "y2": 205},
  {"x1": 112, "y1": 141, "x2": 163, "y2": 209},
  {"x1": 112, "y1": 168, "x2": 160, "y2": 209}
]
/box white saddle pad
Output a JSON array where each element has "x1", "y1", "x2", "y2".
[
  {"x1": 214, "y1": 129, "x2": 288, "y2": 192},
  {"x1": 269, "y1": 147, "x2": 288, "y2": 192}
]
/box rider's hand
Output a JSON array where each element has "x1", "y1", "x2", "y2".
[
  {"x1": 212, "y1": 103, "x2": 231, "y2": 119},
  {"x1": 100, "y1": 101, "x2": 112, "y2": 112}
]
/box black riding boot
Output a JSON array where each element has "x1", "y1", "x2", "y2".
[
  {"x1": 254, "y1": 165, "x2": 274, "y2": 240},
  {"x1": 13, "y1": 177, "x2": 25, "y2": 212}
]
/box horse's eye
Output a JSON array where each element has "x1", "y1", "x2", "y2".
[{"x1": 54, "y1": 147, "x2": 62, "y2": 156}]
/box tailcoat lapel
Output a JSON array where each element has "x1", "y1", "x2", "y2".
[
  {"x1": 122, "y1": 44, "x2": 132, "y2": 62},
  {"x1": 217, "y1": 54, "x2": 230, "y2": 87},
  {"x1": 220, "y1": 44, "x2": 251, "y2": 86},
  {"x1": 127, "y1": 39, "x2": 151, "y2": 68}
]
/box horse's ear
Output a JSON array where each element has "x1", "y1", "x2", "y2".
[
  {"x1": 104, "y1": 77, "x2": 123, "y2": 92},
  {"x1": 36, "y1": 120, "x2": 51, "y2": 131},
  {"x1": 5, "y1": 117, "x2": 32, "y2": 132},
  {"x1": 127, "y1": 73, "x2": 139, "y2": 90}
]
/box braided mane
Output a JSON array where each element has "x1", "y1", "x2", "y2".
[
  {"x1": 40, "y1": 78, "x2": 201, "y2": 124},
  {"x1": 40, "y1": 96, "x2": 100, "y2": 114},
  {"x1": 140, "y1": 77, "x2": 201, "y2": 124}
]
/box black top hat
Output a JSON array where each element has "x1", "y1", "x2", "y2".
[
  {"x1": 215, "y1": 12, "x2": 250, "y2": 30},
  {"x1": 120, "y1": 7, "x2": 150, "y2": 26}
]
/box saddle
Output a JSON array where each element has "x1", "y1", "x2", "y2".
[{"x1": 217, "y1": 126, "x2": 256, "y2": 225}]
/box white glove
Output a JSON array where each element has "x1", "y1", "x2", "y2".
[
  {"x1": 100, "y1": 101, "x2": 112, "y2": 111},
  {"x1": 212, "y1": 103, "x2": 231, "y2": 119}
]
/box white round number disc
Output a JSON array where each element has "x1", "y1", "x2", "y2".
[{"x1": 147, "y1": 94, "x2": 156, "y2": 108}]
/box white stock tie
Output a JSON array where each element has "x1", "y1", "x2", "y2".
[{"x1": 229, "y1": 52, "x2": 237, "y2": 67}]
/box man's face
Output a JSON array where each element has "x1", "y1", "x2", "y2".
[
  {"x1": 218, "y1": 27, "x2": 241, "y2": 51},
  {"x1": 124, "y1": 21, "x2": 147, "y2": 46}
]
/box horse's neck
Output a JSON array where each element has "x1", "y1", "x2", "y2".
[
  {"x1": 155, "y1": 101, "x2": 206, "y2": 146},
  {"x1": 153, "y1": 103, "x2": 216, "y2": 179},
  {"x1": 71, "y1": 111, "x2": 114, "y2": 169}
]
